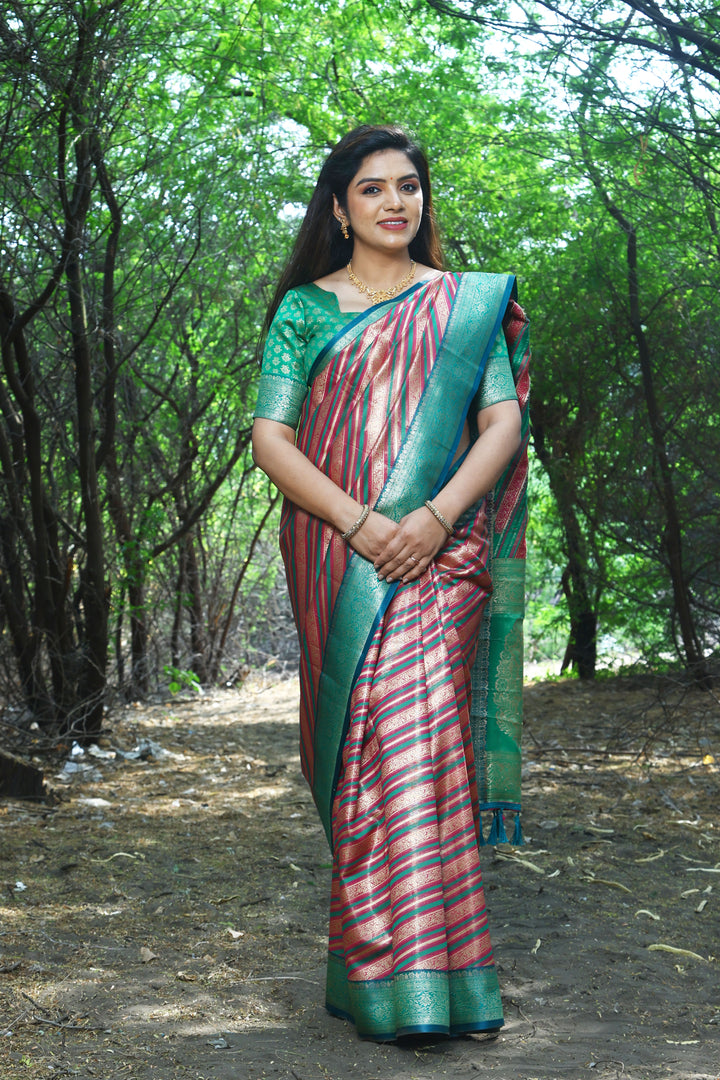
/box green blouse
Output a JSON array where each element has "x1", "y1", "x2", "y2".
[{"x1": 254, "y1": 282, "x2": 516, "y2": 429}]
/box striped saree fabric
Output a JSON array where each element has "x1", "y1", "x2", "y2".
[{"x1": 279, "y1": 272, "x2": 527, "y2": 1040}]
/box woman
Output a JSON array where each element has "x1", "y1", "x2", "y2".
[{"x1": 252, "y1": 125, "x2": 530, "y2": 1042}]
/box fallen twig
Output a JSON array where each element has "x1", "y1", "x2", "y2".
[
  {"x1": 512, "y1": 999, "x2": 537, "y2": 1037},
  {"x1": 647, "y1": 944, "x2": 708, "y2": 962},
  {"x1": 29, "y1": 1018, "x2": 107, "y2": 1032},
  {"x1": 582, "y1": 875, "x2": 631, "y2": 894},
  {"x1": 588, "y1": 1060, "x2": 625, "y2": 1075},
  {"x1": 635, "y1": 849, "x2": 665, "y2": 863},
  {"x1": 494, "y1": 851, "x2": 545, "y2": 874},
  {"x1": 212, "y1": 894, "x2": 270, "y2": 907},
  {"x1": 21, "y1": 991, "x2": 52, "y2": 1016},
  {"x1": 97, "y1": 852, "x2": 145, "y2": 863}
]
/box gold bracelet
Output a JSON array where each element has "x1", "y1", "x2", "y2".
[
  {"x1": 341, "y1": 503, "x2": 370, "y2": 541},
  {"x1": 424, "y1": 499, "x2": 454, "y2": 536}
]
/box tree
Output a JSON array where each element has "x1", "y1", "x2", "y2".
[
  {"x1": 423, "y1": 0, "x2": 720, "y2": 83},
  {"x1": 3, "y1": 0, "x2": 542, "y2": 733},
  {"x1": 0, "y1": 1, "x2": 265, "y2": 730},
  {"x1": 1, "y1": 0, "x2": 137, "y2": 734},
  {"x1": 419, "y1": 0, "x2": 720, "y2": 679},
  {"x1": 2, "y1": 0, "x2": 717, "y2": 756}
]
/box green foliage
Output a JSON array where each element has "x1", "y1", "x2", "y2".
[
  {"x1": 0, "y1": 0, "x2": 718, "y2": 725},
  {"x1": 164, "y1": 665, "x2": 202, "y2": 695}
]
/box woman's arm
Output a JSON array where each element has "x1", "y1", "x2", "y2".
[
  {"x1": 434, "y1": 397, "x2": 522, "y2": 524},
  {"x1": 372, "y1": 397, "x2": 522, "y2": 581},
  {"x1": 251, "y1": 418, "x2": 400, "y2": 557},
  {"x1": 253, "y1": 394, "x2": 521, "y2": 582}
]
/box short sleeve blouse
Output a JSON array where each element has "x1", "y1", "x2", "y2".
[{"x1": 254, "y1": 282, "x2": 516, "y2": 429}]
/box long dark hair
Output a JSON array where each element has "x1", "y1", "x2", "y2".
[{"x1": 259, "y1": 125, "x2": 444, "y2": 346}]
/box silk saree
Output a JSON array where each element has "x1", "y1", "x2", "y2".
[{"x1": 275, "y1": 272, "x2": 530, "y2": 1041}]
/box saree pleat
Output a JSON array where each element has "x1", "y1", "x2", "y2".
[
  {"x1": 326, "y1": 518, "x2": 501, "y2": 1039},
  {"x1": 280, "y1": 273, "x2": 524, "y2": 1040}
]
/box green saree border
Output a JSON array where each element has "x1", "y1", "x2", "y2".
[
  {"x1": 471, "y1": 313, "x2": 530, "y2": 839},
  {"x1": 471, "y1": 557, "x2": 525, "y2": 812},
  {"x1": 310, "y1": 272, "x2": 516, "y2": 844},
  {"x1": 326, "y1": 950, "x2": 503, "y2": 1041}
]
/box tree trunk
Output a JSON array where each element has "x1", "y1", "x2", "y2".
[
  {"x1": 0, "y1": 513, "x2": 46, "y2": 711},
  {"x1": 532, "y1": 402, "x2": 598, "y2": 680},
  {"x1": 184, "y1": 533, "x2": 209, "y2": 685},
  {"x1": 0, "y1": 750, "x2": 46, "y2": 802},
  {"x1": 577, "y1": 98, "x2": 711, "y2": 689},
  {"x1": 624, "y1": 229, "x2": 710, "y2": 686},
  {"x1": 0, "y1": 297, "x2": 71, "y2": 721},
  {"x1": 65, "y1": 248, "x2": 109, "y2": 738}
]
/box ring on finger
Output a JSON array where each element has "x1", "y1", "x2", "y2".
[{"x1": 408, "y1": 554, "x2": 419, "y2": 564}]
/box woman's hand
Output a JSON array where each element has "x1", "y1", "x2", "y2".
[
  {"x1": 347, "y1": 511, "x2": 401, "y2": 563},
  {"x1": 370, "y1": 506, "x2": 450, "y2": 583}
]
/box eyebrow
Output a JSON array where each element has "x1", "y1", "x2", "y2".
[{"x1": 354, "y1": 172, "x2": 420, "y2": 186}]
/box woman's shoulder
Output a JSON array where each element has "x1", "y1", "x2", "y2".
[
  {"x1": 273, "y1": 280, "x2": 356, "y2": 343},
  {"x1": 281, "y1": 278, "x2": 344, "y2": 312},
  {"x1": 272, "y1": 282, "x2": 333, "y2": 327}
]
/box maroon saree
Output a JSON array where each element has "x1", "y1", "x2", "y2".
[{"x1": 279, "y1": 272, "x2": 529, "y2": 1040}]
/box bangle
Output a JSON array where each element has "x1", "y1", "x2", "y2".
[
  {"x1": 341, "y1": 503, "x2": 370, "y2": 541},
  {"x1": 424, "y1": 499, "x2": 454, "y2": 536}
]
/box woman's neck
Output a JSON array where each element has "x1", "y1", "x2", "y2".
[{"x1": 347, "y1": 248, "x2": 414, "y2": 290}]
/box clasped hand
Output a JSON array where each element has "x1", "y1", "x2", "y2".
[{"x1": 348, "y1": 506, "x2": 450, "y2": 582}]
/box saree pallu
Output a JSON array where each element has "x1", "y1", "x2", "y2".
[
  {"x1": 279, "y1": 272, "x2": 529, "y2": 1041},
  {"x1": 471, "y1": 297, "x2": 530, "y2": 843}
]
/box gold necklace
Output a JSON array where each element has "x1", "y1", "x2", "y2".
[{"x1": 346, "y1": 260, "x2": 416, "y2": 305}]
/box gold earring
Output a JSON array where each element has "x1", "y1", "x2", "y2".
[{"x1": 339, "y1": 216, "x2": 350, "y2": 240}]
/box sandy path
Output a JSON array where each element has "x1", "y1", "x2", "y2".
[{"x1": 1, "y1": 675, "x2": 719, "y2": 1079}]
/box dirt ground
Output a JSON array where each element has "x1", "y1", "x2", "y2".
[{"x1": 1, "y1": 673, "x2": 719, "y2": 1080}]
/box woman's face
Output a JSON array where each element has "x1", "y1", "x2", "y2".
[{"x1": 334, "y1": 149, "x2": 424, "y2": 258}]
